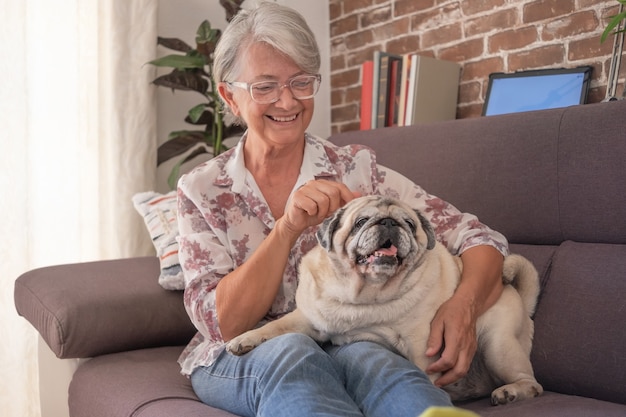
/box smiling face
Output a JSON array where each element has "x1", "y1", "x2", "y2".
[{"x1": 218, "y1": 42, "x2": 315, "y2": 150}]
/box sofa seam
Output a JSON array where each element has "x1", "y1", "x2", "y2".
[
  {"x1": 131, "y1": 395, "x2": 203, "y2": 416},
  {"x1": 554, "y1": 107, "x2": 567, "y2": 244}
]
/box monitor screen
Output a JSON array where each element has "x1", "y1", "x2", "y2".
[{"x1": 482, "y1": 67, "x2": 593, "y2": 116}]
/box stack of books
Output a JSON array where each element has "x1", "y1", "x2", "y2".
[{"x1": 360, "y1": 52, "x2": 462, "y2": 130}]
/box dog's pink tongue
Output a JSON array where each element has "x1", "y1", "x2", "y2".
[
  {"x1": 368, "y1": 245, "x2": 398, "y2": 263},
  {"x1": 377, "y1": 245, "x2": 398, "y2": 256}
]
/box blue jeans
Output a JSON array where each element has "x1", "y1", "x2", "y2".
[{"x1": 190, "y1": 333, "x2": 452, "y2": 417}]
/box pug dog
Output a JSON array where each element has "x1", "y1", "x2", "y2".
[{"x1": 226, "y1": 195, "x2": 543, "y2": 405}]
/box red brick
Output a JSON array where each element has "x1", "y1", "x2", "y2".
[
  {"x1": 334, "y1": 120, "x2": 362, "y2": 134},
  {"x1": 331, "y1": 55, "x2": 346, "y2": 72},
  {"x1": 331, "y1": 68, "x2": 361, "y2": 89},
  {"x1": 462, "y1": 57, "x2": 505, "y2": 82},
  {"x1": 461, "y1": 0, "x2": 507, "y2": 16},
  {"x1": 457, "y1": 103, "x2": 483, "y2": 119},
  {"x1": 438, "y1": 38, "x2": 484, "y2": 62},
  {"x1": 361, "y1": 5, "x2": 392, "y2": 28},
  {"x1": 345, "y1": 45, "x2": 382, "y2": 67},
  {"x1": 395, "y1": 0, "x2": 436, "y2": 17},
  {"x1": 344, "y1": 29, "x2": 375, "y2": 50},
  {"x1": 387, "y1": 34, "x2": 421, "y2": 55},
  {"x1": 343, "y1": 0, "x2": 374, "y2": 15},
  {"x1": 331, "y1": 103, "x2": 359, "y2": 123},
  {"x1": 568, "y1": 36, "x2": 613, "y2": 61},
  {"x1": 331, "y1": 15, "x2": 359, "y2": 37},
  {"x1": 345, "y1": 85, "x2": 362, "y2": 103},
  {"x1": 458, "y1": 80, "x2": 482, "y2": 103},
  {"x1": 523, "y1": 0, "x2": 575, "y2": 24},
  {"x1": 329, "y1": 1, "x2": 343, "y2": 21},
  {"x1": 422, "y1": 23, "x2": 463, "y2": 49},
  {"x1": 489, "y1": 26, "x2": 538, "y2": 53},
  {"x1": 372, "y1": 18, "x2": 411, "y2": 42},
  {"x1": 508, "y1": 44, "x2": 566, "y2": 71},
  {"x1": 587, "y1": 86, "x2": 606, "y2": 104},
  {"x1": 542, "y1": 11, "x2": 599, "y2": 41},
  {"x1": 465, "y1": 9, "x2": 518, "y2": 37}
]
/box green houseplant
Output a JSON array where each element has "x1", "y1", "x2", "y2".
[
  {"x1": 149, "y1": 1, "x2": 244, "y2": 189},
  {"x1": 602, "y1": 0, "x2": 626, "y2": 43},
  {"x1": 601, "y1": 0, "x2": 626, "y2": 100}
]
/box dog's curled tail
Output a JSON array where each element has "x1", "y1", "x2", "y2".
[{"x1": 502, "y1": 254, "x2": 541, "y2": 316}]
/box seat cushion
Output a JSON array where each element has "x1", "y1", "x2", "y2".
[
  {"x1": 460, "y1": 391, "x2": 626, "y2": 417},
  {"x1": 530, "y1": 242, "x2": 626, "y2": 404},
  {"x1": 68, "y1": 346, "x2": 237, "y2": 417},
  {"x1": 68, "y1": 346, "x2": 626, "y2": 417}
]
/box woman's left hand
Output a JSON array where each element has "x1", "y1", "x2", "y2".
[
  {"x1": 424, "y1": 294, "x2": 478, "y2": 387},
  {"x1": 424, "y1": 245, "x2": 504, "y2": 387}
]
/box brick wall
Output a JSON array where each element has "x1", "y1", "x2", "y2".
[{"x1": 329, "y1": 0, "x2": 624, "y2": 133}]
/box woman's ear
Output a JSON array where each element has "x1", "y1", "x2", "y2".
[{"x1": 218, "y1": 82, "x2": 240, "y2": 117}]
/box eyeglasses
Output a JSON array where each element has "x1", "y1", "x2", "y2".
[{"x1": 227, "y1": 74, "x2": 321, "y2": 104}]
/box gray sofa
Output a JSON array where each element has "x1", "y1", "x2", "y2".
[{"x1": 15, "y1": 99, "x2": 626, "y2": 417}]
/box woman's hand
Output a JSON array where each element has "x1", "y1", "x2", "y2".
[
  {"x1": 279, "y1": 179, "x2": 359, "y2": 238},
  {"x1": 425, "y1": 245, "x2": 504, "y2": 387},
  {"x1": 424, "y1": 294, "x2": 479, "y2": 387}
]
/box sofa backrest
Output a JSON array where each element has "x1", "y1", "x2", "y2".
[
  {"x1": 328, "y1": 100, "x2": 626, "y2": 247},
  {"x1": 329, "y1": 100, "x2": 626, "y2": 405}
]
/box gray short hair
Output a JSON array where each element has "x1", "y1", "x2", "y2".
[{"x1": 213, "y1": 2, "x2": 320, "y2": 123}]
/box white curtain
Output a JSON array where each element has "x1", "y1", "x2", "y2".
[{"x1": 0, "y1": 0, "x2": 158, "y2": 416}]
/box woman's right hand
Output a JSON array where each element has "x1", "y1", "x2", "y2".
[{"x1": 279, "y1": 179, "x2": 359, "y2": 238}]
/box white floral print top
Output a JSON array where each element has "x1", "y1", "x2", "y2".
[{"x1": 176, "y1": 133, "x2": 509, "y2": 376}]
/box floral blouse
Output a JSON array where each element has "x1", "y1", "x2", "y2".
[{"x1": 176, "y1": 133, "x2": 509, "y2": 376}]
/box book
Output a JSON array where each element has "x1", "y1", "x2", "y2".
[
  {"x1": 387, "y1": 57, "x2": 403, "y2": 126},
  {"x1": 360, "y1": 60, "x2": 374, "y2": 130},
  {"x1": 376, "y1": 55, "x2": 391, "y2": 128},
  {"x1": 397, "y1": 54, "x2": 412, "y2": 126},
  {"x1": 405, "y1": 55, "x2": 461, "y2": 125},
  {"x1": 371, "y1": 51, "x2": 401, "y2": 128}
]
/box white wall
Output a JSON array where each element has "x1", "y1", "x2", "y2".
[{"x1": 156, "y1": 0, "x2": 331, "y2": 147}]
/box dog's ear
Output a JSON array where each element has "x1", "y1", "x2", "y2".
[
  {"x1": 317, "y1": 207, "x2": 345, "y2": 251},
  {"x1": 415, "y1": 211, "x2": 436, "y2": 250}
]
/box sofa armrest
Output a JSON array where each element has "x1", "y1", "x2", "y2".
[{"x1": 14, "y1": 257, "x2": 197, "y2": 359}]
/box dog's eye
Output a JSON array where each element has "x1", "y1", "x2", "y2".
[
  {"x1": 354, "y1": 217, "x2": 369, "y2": 229},
  {"x1": 405, "y1": 219, "x2": 417, "y2": 233}
]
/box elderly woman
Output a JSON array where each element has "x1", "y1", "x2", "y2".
[{"x1": 176, "y1": 2, "x2": 508, "y2": 416}]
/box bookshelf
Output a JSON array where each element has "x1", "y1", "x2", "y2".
[{"x1": 360, "y1": 54, "x2": 461, "y2": 129}]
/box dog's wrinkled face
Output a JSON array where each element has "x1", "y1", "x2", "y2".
[{"x1": 317, "y1": 195, "x2": 436, "y2": 283}]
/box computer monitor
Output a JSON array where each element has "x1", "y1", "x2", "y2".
[{"x1": 482, "y1": 66, "x2": 593, "y2": 116}]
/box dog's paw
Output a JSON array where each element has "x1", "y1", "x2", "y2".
[
  {"x1": 491, "y1": 380, "x2": 543, "y2": 405},
  {"x1": 225, "y1": 333, "x2": 267, "y2": 356}
]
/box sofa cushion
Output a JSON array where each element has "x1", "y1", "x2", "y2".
[
  {"x1": 531, "y1": 241, "x2": 626, "y2": 404},
  {"x1": 460, "y1": 391, "x2": 626, "y2": 417},
  {"x1": 14, "y1": 257, "x2": 197, "y2": 358},
  {"x1": 329, "y1": 108, "x2": 564, "y2": 245},
  {"x1": 68, "y1": 346, "x2": 236, "y2": 417},
  {"x1": 132, "y1": 190, "x2": 185, "y2": 290},
  {"x1": 557, "y1": 100, "x2": 626, "y2": 244}
]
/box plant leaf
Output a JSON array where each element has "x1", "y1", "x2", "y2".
[
  {"x1": 157, "y1": 131, "x2": 208, "y2": 165},
  {"x1": 166, "y1": 146, "x2": 212, "y2": 190},
  {"x1": 220, "y1": 0, "x2": 245, "y2": 22},
  {"x1": 601, "y1": 4, "x2": 626, "y2": 43},
  {"x1": 157, "y1": 37, "x2": 193, "y2": 53},
  {"x1": 188, "y1": 103, "x2": 208, "y2": 124},
  {"x1": 224, "y1": 124, "x2": 245, "y2": 138},
  {"x1": 147, "y1": 54, "x2": 205, "y2": 70},
  {"x1": 195, "y1": 20, "x2": 221, "y2": 58},
  {"x1": 153, "y1": 69, "x2": 209, "y2": 94}
]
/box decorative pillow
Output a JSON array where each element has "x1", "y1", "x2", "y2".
[{"x1": 132, "y1": 190, "x2": 184, "y2": 290}]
